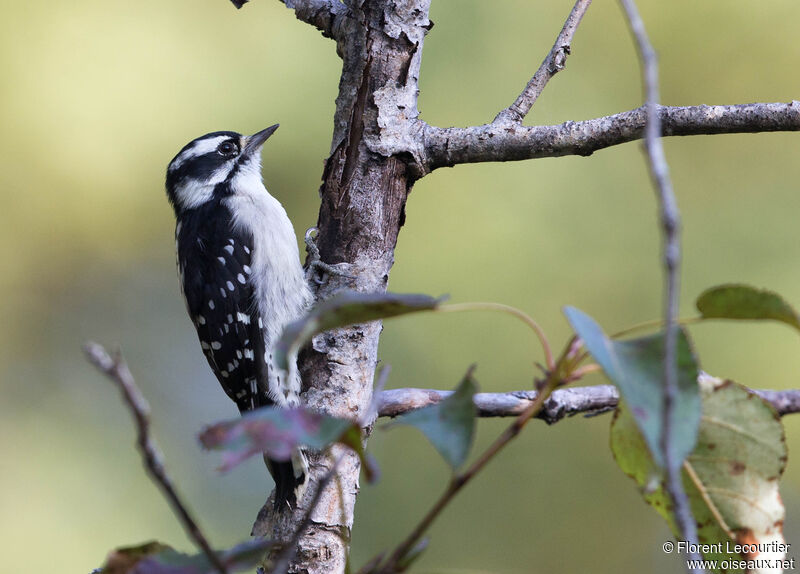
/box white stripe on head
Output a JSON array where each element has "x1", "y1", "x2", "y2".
[
  {"x1": 169, "y1": 135, "x2": 232, "y2": 172},
  {"x1": 173, "y1": 164, "x2": 230, "y2": 209}
]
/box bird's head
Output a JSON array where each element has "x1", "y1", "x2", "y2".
[{"x1": 165, "y1": 125, "x2": 279, "y2": 213}]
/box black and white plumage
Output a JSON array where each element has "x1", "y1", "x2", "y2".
[{"x1": 165, "y1": 126, "x2": 313, "y2": 509}]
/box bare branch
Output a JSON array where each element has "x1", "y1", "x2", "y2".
[
  {"x1": 83, "y1": 342, "x2": 228, "y2": 574},
  {"x1": 618, "y1": 0, "x2": 698, "y2": 565},
  {"x1": 756, "y1": 389, "x2": 800, "y2": 415},
  {"x1": 279, "y1": 0, "x2": 348, "y2": 39},
  {"x1": 379, "y1": 385, "x2": 613, "y2": 422},
  {"x1": 377, "y1": 385, "x2": 800, "y2": 420},
  {"x1": 422, "y1": 101, "x2": 800, "y2": 171},
  {"x1": 494, "y1": 0, "x2": 593, "y2": 125}
]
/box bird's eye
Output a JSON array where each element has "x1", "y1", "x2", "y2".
[{"x1": 217, "y1": 141, "x2": 238, "y2": 156}]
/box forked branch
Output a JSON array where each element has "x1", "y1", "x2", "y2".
[
  {"x1": 423, "y1": 102, "x2": 800, "y2": 171},
  {"x1": 494, "y1": 0, "x2": 593, "y2": 124}
]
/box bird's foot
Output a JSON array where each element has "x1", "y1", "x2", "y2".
[{"x1": 304, "y1": 227, "x2": 354, "y2": 285}]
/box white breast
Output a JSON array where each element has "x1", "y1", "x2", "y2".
[{"x1": 223, "y1": 161, "x2": 313, "y2": 403}]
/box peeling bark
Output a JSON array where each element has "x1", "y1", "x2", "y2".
[
  {"x1": 279, "y1": 0, "x2": 348, "y2": 38},
  {"x1": 253, "y1": 2, "x2": 432, "y2": 573}
]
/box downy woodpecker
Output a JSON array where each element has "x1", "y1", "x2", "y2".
[{"x1": 165, "y1": 125, "x2": 311, "y2": 509}]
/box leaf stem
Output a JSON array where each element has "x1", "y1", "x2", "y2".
[
  {"x1": 682, "y1": 461, "x2": 735, "y2": 540},
  {"x1": 610, "y1": 316, "x2": 703, "y2": 339},
  {"x1": 438, "y1": 302, "x2": 554, "y2": 370}
]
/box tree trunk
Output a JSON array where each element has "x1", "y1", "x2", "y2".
[{"x1": 252, "y1": 1, "x2": 431, "y2": 572}]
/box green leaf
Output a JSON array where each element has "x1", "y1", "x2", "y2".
[
  {"x1": 389, "y1": 371, "x2": 477, "y2": 469},
  {"x1": 101, "y1": 539, "x2": 272, "y2": 574},
  {"x1": 609, "y1": 407, "x2": 677, "y2": 528},
  {"x1": 564, "y1": 306, "x2": 700, "y2": 470},
  {"x1": 199, "y1": 406, "x2": 362, "y2": 472},
  {"x1": 696, "y1": 284, "x2": 800, "y2": 331},
  {"x1": 611, "y1": 375, "x2": 787, "y2": 568},
  {"x1": 275, "y1": 291, "x2": 445, "y2": 371}
]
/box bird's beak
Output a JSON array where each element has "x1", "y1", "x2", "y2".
[{"x1": 243, "y1": 124, "x2": 279, "y2": 157}]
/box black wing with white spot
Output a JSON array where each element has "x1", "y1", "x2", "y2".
[{"x1": 177, "y1": 201, "x2": 270, "y2": 413}]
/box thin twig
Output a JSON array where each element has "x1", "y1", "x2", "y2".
[
  {"x1": 83, "y1": 342, "x2": 228, "y2": 574},
  {"x1": 376, "y1": 347, "x2": 574, "y2": 573},
  {"x1": 376, "y1": 385, "x2": 800, "y2": 420},
  {"x1": 617, "y1": 1, "x2": 701, "y2": 570},
  {"x1": 270, "y1": 455, "x2": 345, "y2": 574},
  {"x1": 494, "y1": 0, "x2": 593, "y2": 124}
]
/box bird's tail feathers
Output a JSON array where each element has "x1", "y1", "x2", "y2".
[{"x1": 266, "y1": 447, "x2": 309, "y2": 511}]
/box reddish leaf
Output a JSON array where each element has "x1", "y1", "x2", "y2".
[
  {"x1": 102, "y1": 539, "x2": 272, "y2": 574},
  {"x1": 199, "y1": 406, "x2": 365, "y2": 473}
]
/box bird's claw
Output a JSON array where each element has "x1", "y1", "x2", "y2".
[{"x1": 304, "y1": 227, "x2": 354, "y2": 284}]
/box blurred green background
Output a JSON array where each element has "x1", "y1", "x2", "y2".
[{"x1": 2, "y1": 0, "x2": 800, "y2": 572}]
